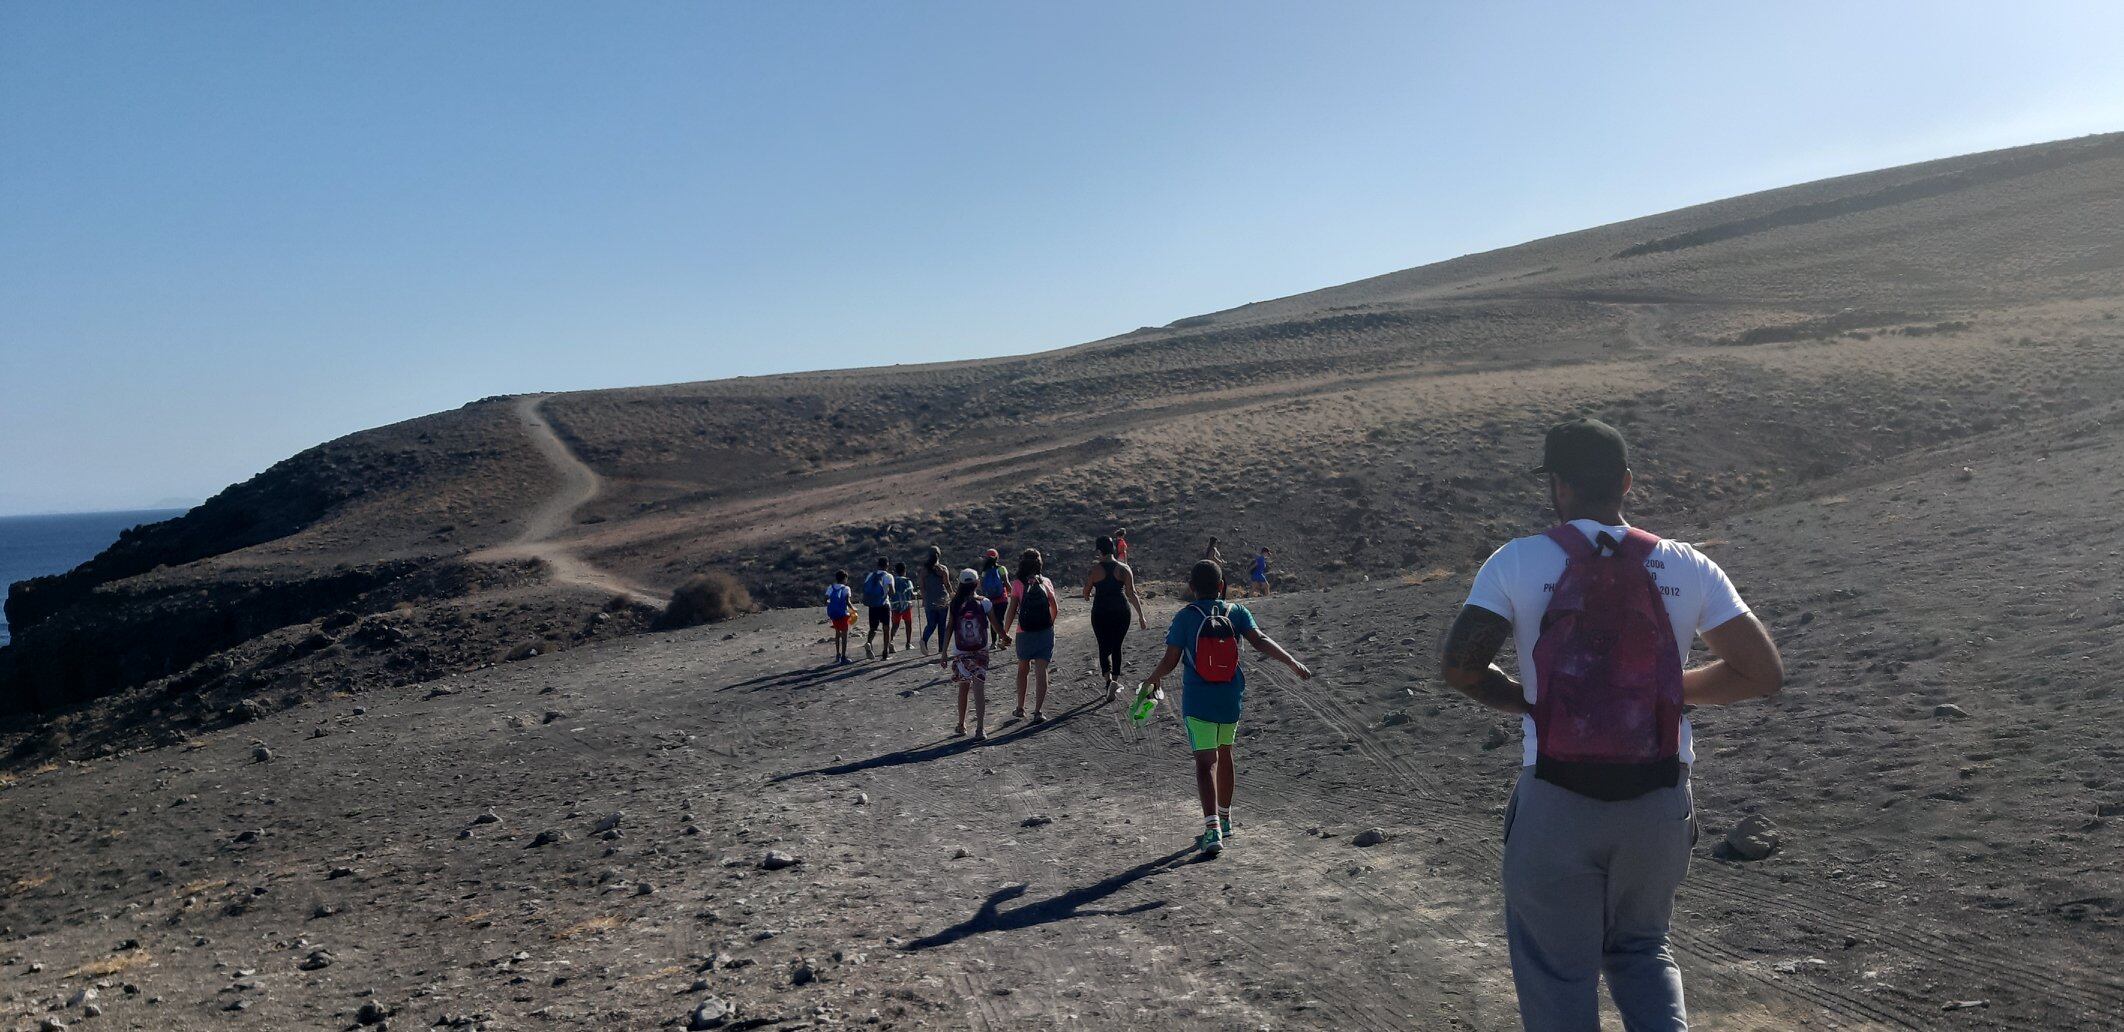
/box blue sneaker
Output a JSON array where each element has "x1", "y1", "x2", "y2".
[{"x1": 1197, "y1": 825, "x2": 1225, "y2": 855}]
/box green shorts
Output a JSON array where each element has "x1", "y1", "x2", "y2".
[{"x1": 1185, "y1": 716, "x2": 1238, "y2": 752}]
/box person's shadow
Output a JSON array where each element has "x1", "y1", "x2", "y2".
[
  {"x1": 768, "y1": 695, "x2": 1101, "y2": 783},
  {"x1": 902, "y1": 846, "x2": 1196, "y2": 951},
  {"x1": 721, "y1": 654, "x2": 922, "y2": 694}
]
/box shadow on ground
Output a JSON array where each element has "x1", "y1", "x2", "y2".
[
  {"x1": 768, "y1": 696, "x2": 1103, "y2": 783},
  {"x1": 902, "y1": 846, "x2": 1196, "y2": 951}
]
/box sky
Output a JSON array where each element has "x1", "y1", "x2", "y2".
[{"x1": 4, "y1": 3, "x2": 2123, "y2": 515}]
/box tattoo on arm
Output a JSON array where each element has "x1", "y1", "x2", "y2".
[{"x1": 1440, "y1": 606, "x2": 1528, "y2": 715}]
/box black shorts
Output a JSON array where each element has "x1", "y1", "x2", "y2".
[{"x1": 867, "y1": 605, "x2": 891, "y2": 625}]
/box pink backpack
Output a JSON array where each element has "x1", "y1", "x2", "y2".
[
  {"x1": 1530, "y1": 526, "x2": 1684, "y2": 801},
  {"x1": 953, "y1": 599, "x2": 989, "y2": 652}
]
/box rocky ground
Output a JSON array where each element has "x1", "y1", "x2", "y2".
[{"x1": 6, "y1": 389, "x2": 2123, "y2": 1029}]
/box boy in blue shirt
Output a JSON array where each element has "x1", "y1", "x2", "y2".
[
  {"x1": 1141, "y1": 559, "x2": 1312, "y2": 854},
  {"x1": 824, "y1": 570, "x2": 855, "y2": 665}
]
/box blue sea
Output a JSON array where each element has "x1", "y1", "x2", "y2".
[{"x1": 0, "y1": 509, "x2": 186, "y2": 646}]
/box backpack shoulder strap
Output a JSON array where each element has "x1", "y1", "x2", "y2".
[{"x1": 1543, "y1": 525, "x2": 1596, "y2": 560}]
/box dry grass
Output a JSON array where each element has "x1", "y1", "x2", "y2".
[
  {"x1": 656, "y1": 571, "x2": 755, "y2": 630},
  {"x1": 4, "y1": 873, "x2": 52, "y2": 897},
  {"x1": 177, "y1": 877, "x2": 228, "y2": 896},
  {"x1": 551, "y1": 914, "x2": 627, "y2": 940},
  {"x1": 1399, "y1": 567, "x2": 1457, "y2": 586},
  {"x1": 65, "y1": 951, "x2": 151, "y2": 979}
]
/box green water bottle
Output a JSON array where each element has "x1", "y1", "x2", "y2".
[{"x1": 1130, "y1": 682, "x2": 1164, "y2": 724}]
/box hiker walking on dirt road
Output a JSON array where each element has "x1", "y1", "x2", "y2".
[
  {"x1": 1001, "y1": 548, "x2": 1060, "y2": 723},
  {"x1": 941, "y1": 569, "x2": 995, "y2": 740},
  {"x1": 1083, "y1": 535, "x2": 1147, "y2": 697},
  {"x1": 823, "y1": 570, "x2": 855, "y2": 665},
  {"x1": 1439, "y1": 417, "x2": 1784, "y2": 1032},
  {"x1": 890, "y1": 561, "x2": 917, "y2": 652},
  {"x1": 1201, "y1": 537, "x2": 1225, "y2": 598},
  {"x1": 1141, "y1": 559, "x2": 1312, "y2": 855},
  {"x1": 861, "y1": 557, "x2": 897, "y2": 660},
  {"x1": 978, "y1": 549, "x2": 1011, "y2": 639},
  {"x1": 919, "y1": 547, "x2": 952, "y2": 655},
  {"x1": 1246, "y1": 546, "x2": 1272, "y2": 597}
]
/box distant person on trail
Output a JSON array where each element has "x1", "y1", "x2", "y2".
[
  {"x1": 919, "y1": 547, "x2": 953, "y2": 655},
  {"x1": 1114, "y1": 528, "x2": 1130, "y2": 564},
  {"x1": 1141, "y1": 559, "x2": 1312, "y2": 856},
  {"x1": 1202, "y1": 536, "x2": 1221, "y2": 563},
  {"x1": 978, "y1": 549, "x2": 1011, "y2": 639},
  {"x1": 1083, "y1": 535, "x2": 1148, "y2": 697},
  {"x1": 824, "y1": 570, "x2": 855, "y2": 665},
  {"x1": 861, "y1": 557, "x2": 897, "y2": 660},
  {"x1": 1247, "y1": 547, "x2": 1272, "y2": 597},
  {"x1": 1439, "y1": 417, "x2": 1784, "y2": 1032},
  {"x1": 940, "y1": 569, "x2": 995, "y2": 739},
  {"x1": 890, "y1": 561, "x2": 917, "y2": 652},
  {"x1": 1001, "y1": 548, "x2": 1060, "y2": 723}
]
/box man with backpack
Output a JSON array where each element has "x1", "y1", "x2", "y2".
[
  {"x1": 1439, "y1": 417, "x2": 1784, "y2": 1032},
  {"x1": 860, "y1": 557, "x2": 897, "y2": 660},
  {"x1": 1141, "y1": 559, "x2": 1312, "y2": 855}
]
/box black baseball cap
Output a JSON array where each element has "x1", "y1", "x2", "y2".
[{"x1": 1530, "y1": 417, "x2": 1629, "y2": 485}]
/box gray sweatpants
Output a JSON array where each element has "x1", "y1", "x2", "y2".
[{"x1": 1501, "y1": 771, "x2": 1696, "y2": 1032}]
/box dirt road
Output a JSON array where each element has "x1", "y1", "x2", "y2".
[{"x1": 471, "y1": 394, "x2": 665, "y2": 607}]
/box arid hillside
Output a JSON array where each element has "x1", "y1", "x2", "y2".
[
  {"x1": 4, "y1": 376, "x2": 2123, "y2": 1031},
  {"x1": 5, "y1": 132, "x2": 2123, "y2": 755}
]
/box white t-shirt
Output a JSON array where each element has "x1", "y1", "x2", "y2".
[{"x1": 1463, "y1": 519, "x2": 1750, "y2": 768}]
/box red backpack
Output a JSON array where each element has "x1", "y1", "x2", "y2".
[
  {"x1": 1188, "y1": 601, "x2": 1241, "y2": 683},
  {"x1": 1530, "y1": 526, "x2": 1685, "y2": 801}
]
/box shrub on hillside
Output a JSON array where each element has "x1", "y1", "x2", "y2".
[{"x1": 656, "y1": 572, "x2": 754, "y2": 630}]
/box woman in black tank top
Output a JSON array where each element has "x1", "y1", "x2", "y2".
[{"x1": 1083, "y1": 536, "x2": 1148, "y2": 695}]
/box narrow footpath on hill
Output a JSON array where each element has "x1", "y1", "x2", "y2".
[{"x1": 471, "y1": 393, "x2": 665, "y2": 608}]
